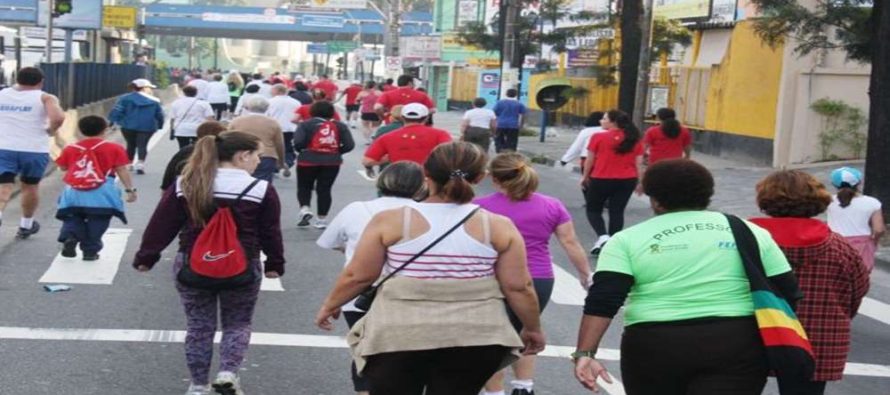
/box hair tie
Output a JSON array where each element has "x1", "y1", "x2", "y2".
[{"x1": 450, "y1": 169, "x2": 468, "y2": 179}]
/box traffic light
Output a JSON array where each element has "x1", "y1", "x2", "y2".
[{"x1": 54, "y1": 0, "x2": 73, "y2": 17}]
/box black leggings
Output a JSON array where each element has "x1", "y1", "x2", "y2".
[
  {"x1": 621, "y1": 317, "x2": 768, "y2": 395},
  {"x1": 121, "y1": 129, "x2": 154, "y2": 162},
  {"x1": 176, "y1": 136, "x2": 196, "y2": 149},
  {"x1": 776, "y1": 376, "x2": 827, "y2": 395},
  {"x1": 585, "y1": 177, "x2": 637, "y2": 237},
  {"x1": 296, "y1": 165, "x2": 340, "y2": 216},
  {"x1": 363, "y1": 345, "x2": 512, "y2": 395},
  {"x1": 211, "y1": 103, "x2": 228, "y2": 120}
]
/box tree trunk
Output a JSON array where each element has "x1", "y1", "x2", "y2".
[
  {"x1": 864, "y1": 0, "x2": 890, "y2": 221},
  {"x1": 618, "y1": 0, "x2": 643, "y2": 115}
]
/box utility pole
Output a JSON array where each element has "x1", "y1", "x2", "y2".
[
  {"x1": 617, "y1": 0, "x2": 642, "y2": 115},
  {"x1": 45, "y1": 0, "x2": 54, "y2": 63},
  {"x1": 631, "y1": 0, "x2": 655, "y2": 127},
  {"x1": 499, "y1": 0, "x2": 519, "y2": 98}
]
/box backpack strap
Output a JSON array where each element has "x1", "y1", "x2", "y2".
[{"x1": 234, "y1": 179, "x2": 262, "y2": 203}]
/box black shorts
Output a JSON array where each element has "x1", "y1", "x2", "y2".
[
  {"x1": 346, "y1": 104, "x2": 360, "y2": 113},
  {"x1": 361, "y1": 112, "x2": 380, "y2": 122},
  {"x1": 507, "y1": 277, "x2": 554, "y2": 332}
]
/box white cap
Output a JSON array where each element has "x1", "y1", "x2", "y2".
[
  {"x1": 402, "y1": 103, "x2": 430, "y2": 119},
  {"x1": 132, "y1": 78, "x2": 157, "y2": 89}
]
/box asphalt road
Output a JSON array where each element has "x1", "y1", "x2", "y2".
[{"x1": 0, "y1": 127, "x2": 887, "y2": 395}]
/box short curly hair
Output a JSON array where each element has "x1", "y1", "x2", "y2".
[
  {"x1": 642, "y1": 159, "x2": 714, "y2": 211},
  {"x1": 756, "y1": 170, "x2": 832, "y2": 218}
]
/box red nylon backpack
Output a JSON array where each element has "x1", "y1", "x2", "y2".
[
  {"x1": 306, "y1": 119, "x2": 341, "y2": 154},
  {"x1": 177, "y1": 179, "x2": 261, "y2": 290},
  {"x1": 63, "y1": 141, "x2": 108, "y2": 190}
]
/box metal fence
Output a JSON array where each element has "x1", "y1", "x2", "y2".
[{"x1": 40, "y1": 63, "x2": 153, "y2": 110}]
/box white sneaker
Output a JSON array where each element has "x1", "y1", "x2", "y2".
[
  {"x1": 313, "y1": 218, "x2": 328, "y2": 229},
  {"x1": 297, "y1": 207, "x2": 313, "y2": 228},
  {"x1": 185, "y1": 383, "x2": 211, "y2": 395},
  {"x1": 212, "y1": 371, "x2": 243, "y2": 395},
  {"x1": 135, "y1": 162, "x2": 145, "y2": 175},
  {"x1": 590, "y1": 235, "x2": 611, "y2": 256}
]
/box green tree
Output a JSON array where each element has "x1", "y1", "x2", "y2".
[
  {"x1": 750, "y1": 0, "x2": 889, "y2": 220},
  {"x1": 652, "y1": 17, "x2": 692, "y2": 59}
]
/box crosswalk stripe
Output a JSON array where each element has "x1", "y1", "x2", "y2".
[
  {"x1": 0, "y1": 326, "x2": 886, "y2": 379},
  {"x1": 551, "y1": 264, "x2": 587, "y2": 306},
  {"x1": 39, "y1": 228, "x2": 133, "y2": 285},
  {"x1": 859, "y1": 297, "x2": 890, "y2": 326}
]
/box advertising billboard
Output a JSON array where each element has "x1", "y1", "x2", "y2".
[
  {"x1": 39, "y1": 0, "x2": 103, "y2": 29},
  {"x1": 653, "y1": 0, "x2": 711, "y2": 20},
  {"x1": 0, "y1": 0, "x2": 38, "y2": 24}
]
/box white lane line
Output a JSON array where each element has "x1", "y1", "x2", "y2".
[
  {"x1": 146, "y1": 126, "x2": 168, "y2": 154},
  {"x1": 259, "y1": 252, "x2": 284, "y2": 292},
  {"x1": 859, "y1": 297, "x2": 890, "y2": 326},
  {"x1": 0, "y1": 326, "x2": 887, "y2": 379},
  {"x1": 39, "y1": 228, "x2": 133, "y2": 285},
  {"x1": 551, "y1": 265, "x2": 587, "y2": 306}
]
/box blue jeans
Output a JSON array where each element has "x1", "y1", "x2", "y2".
[
  {"x1": 58, "y1": 214, "x2": 112, "y2": 254},
  {"x1": 283, "y1": 131, "x2": 296, "y2": 168},
  {"x1": 252, "y1": 157, "x2": 278, "y2": 183}
]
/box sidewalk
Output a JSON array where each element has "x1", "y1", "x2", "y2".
[{"x1": 433, "y1": 110, "x2": 890, "y2": 269}]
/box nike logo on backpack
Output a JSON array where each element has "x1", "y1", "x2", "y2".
[{"x1": 202, "y1": 250, "x2": 236, "y2": 262}]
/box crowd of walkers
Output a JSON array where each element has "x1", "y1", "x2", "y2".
[{"x1": 0, "y1": 66, "x2": 882, "y2": 395}]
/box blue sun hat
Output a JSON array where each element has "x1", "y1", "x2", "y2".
[{"x1": 830, "y1": 167, "x2": 862, "y2": 188}]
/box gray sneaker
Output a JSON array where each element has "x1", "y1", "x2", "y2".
[{"x1": 16, "y1": 221, "x2": 40, "y2": 239}]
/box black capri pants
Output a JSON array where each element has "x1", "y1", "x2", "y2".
[
  {"x1": 296, "y1": 164, "x2": 341, "y2": 217},
  {"x1": 621, "y1": 317, "x2": 768, "y2": 395},
  {"x1": 585, "y1": 177, "x2": 637, "y2": 237}
]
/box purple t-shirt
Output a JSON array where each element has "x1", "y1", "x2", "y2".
[{"x1": 475, "y1": 192, "x2": 572, "y2": 278}]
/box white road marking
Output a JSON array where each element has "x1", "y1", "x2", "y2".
[
  {"x1": 146, "y1": 126, "x2": 168, "y2": 154},
  {"x1": 0, "y1": 326, "x2": 887, "y2": 379},
  {"x1": 39, "y1": 228, "x2": 133, "y2": 285},
  {"x1": 551, "y1": 265, "x2": 587, "y2": 306},
  {"x1": 259, "y1": 252, "x2": 284, "y2": 291},
  {"x1": 859, "y1": 297, "x2": 890, "y2": 326}
]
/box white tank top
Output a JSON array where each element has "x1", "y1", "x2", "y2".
[
  {"x1": 0, "y1": 88, "x2": 49, "y2": 153},
  {"x1": 385, "y1": 203, "x2": 498, "y2": 280}
]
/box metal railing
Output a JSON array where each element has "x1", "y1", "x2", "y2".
[{"x1": 40, "y1": 63, "x2": 153, "y2": 110}]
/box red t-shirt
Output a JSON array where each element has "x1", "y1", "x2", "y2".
[
  {"x1": 56, "y1": 138, "x2": 130, "y2": 176},
  {"x1": 313, "y1": 80, "x2": 339, "y2": 101},
  {"x1": 365, "y1": 124, "x2": 452, "y2": 164},
  {"x1": 295, "y1": 104, "x2": 341, "y2": 122},
  {"x1": 343, "y1": 85, "x2": 363, "y2": 105},
  {"x1": 643, "y1": 125, "x2": 692, "y2": 164},
  {"x1": 377, "y1": 87, "x2": 435, "y2": 110},
  {"x1": 382, "y1": 84, "x2": 397, "y2": 92},
  {"x1": 587, "y1": 130, "x2": 644, "y2": 179}
]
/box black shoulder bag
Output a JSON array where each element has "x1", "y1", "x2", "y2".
[{"x1": 353, "y1": 207, "x2": 480, "y2": 311}]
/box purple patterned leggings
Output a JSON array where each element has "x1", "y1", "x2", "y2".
[{"x1": 175, "y1": 272, "x2": 261, "y2": 385}]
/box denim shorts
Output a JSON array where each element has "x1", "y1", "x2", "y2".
[{"x1": 0, "y1": 149, "x2": 50, "y2": 184}]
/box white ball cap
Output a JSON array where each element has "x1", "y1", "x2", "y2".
[
  {"x1": 132, "y1": 78, "x2": 157, "y2": 88},
  {"x1": 401, "y1": 103, "x2": 430, "y2": 119}
]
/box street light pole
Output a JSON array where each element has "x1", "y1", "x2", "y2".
[
  {"x1": 45, "y1": 0, "x2": 54, "y2": 63},
  {"x1": 631, "y1": 0, "x2": 656, "y2": 128}
]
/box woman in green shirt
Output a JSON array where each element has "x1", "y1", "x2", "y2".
[{"x1": 573, "y1": 159, "x2": 802, "y2": 395}]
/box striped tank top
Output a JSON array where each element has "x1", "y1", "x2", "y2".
[{"x1": 385, "y1": 203, "x2": 497, "y2": 280}]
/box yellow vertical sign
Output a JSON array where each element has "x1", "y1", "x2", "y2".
[{"x1": 103, "y1": 6, "x2": 138, "y2": 29}]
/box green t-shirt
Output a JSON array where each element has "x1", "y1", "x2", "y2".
[{"x1": 596, "y1": 210, "x2": 792, "y2": 326}]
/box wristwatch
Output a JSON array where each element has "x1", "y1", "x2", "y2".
[
  {"x1": 571, "y1": 350, "x2": 596, "y2": 361},
  {"x1": 125, "y1": 188, "x2": 137, "y2": 193}
]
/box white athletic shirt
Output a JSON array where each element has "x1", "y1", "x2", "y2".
[
  {"x1": 316, "y1": 196, "x2": 415, "y2": 311},
  {"x1": 265, "y1": 95, "x2": 301, "y2": 132},
  {"x1": 0, "y1": 88, "x2": 49, "y2": 153},
  {"x1": 385, "y1": 203, "x2": 497, "y2": 280},
  {"x1": 827, "y1": 194, "x2": 882, "y2": 237},
  {"x1": 561, "y1": 126, "x2": 605, "y2": 162},
  {"x1": 187, "y1": 79, "x2": 210, "y2": 101},
  {"x1": 206, "y1": 81, "x2": 230, "y2": 104},
  {"x1": 170, "y1": 97, "x2": 215, "y2": 138},
  {"x1": 462, "y1": 108, "x2": 497, "y2": 129}
]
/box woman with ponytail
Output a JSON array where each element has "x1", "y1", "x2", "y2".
[
  {"x1": 316, "y1": 142, "x2": 545, "y2": 394},
  {"x1": 827, "y1": 167, "x2": 885, "y2": 271},
  {"x1": 477, "y1": 153, "x2": 591, "y2": 395},
  {"x1": 134, "y1": 132, "x2": 285, "y2": 395},
  {"x1": 581, "y1": 109, "x2": 644, "y2": 255},
  {"x1": 643, "y1": 108, "x2": 692, "y2": 164}
]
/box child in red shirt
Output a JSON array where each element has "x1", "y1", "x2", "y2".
[{"x1": 55, "y1": 116, "x2": 137, "y2": 260}]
